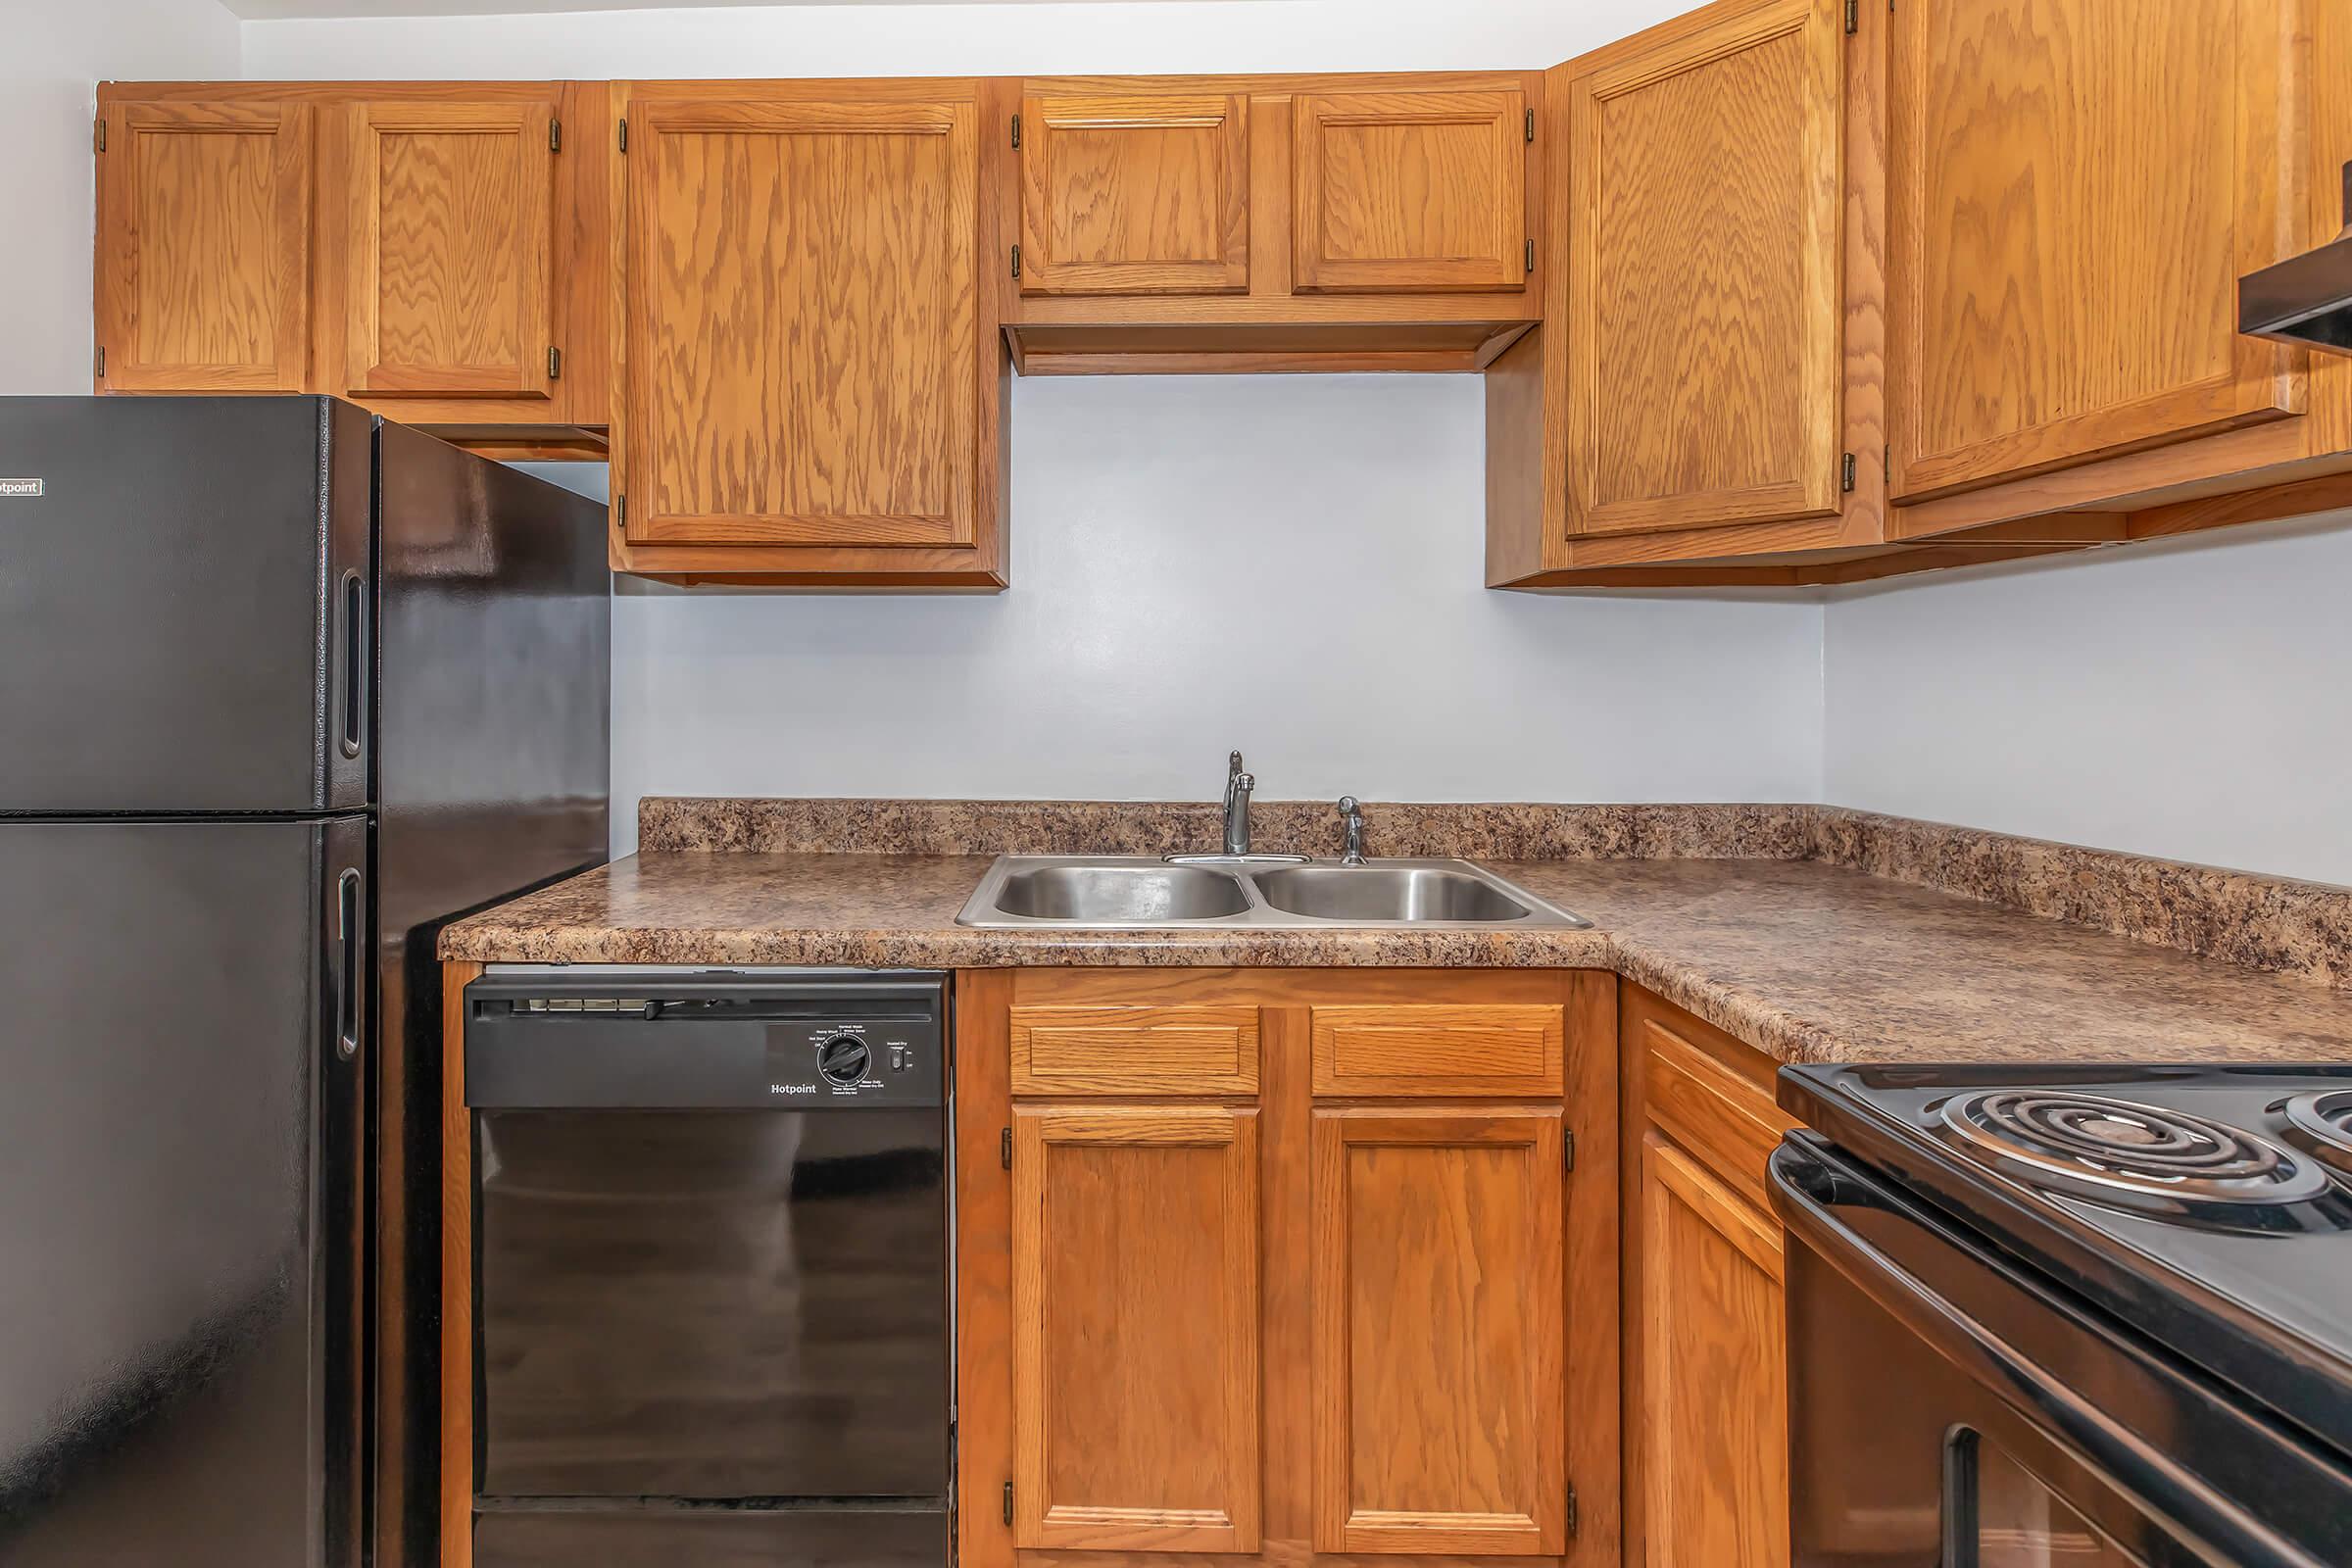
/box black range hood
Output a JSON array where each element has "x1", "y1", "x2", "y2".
[{"x1": 2240, "y1": 160, "x2": 2352, "y2": 355}]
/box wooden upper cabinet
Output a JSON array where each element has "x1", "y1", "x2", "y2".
[
  {"x1": 1310, "y1": 1106, "x2": 1565, "y2": 1555},
  {"x1": 617, "y1": 86, "x2": 991, "y2": 562},
  {"x1": 1889, "y1": 0, "x2": 2308, "y2": 501},
  {"x1": 1639, "y1": 1132, "x2": 1789, "y2": 1568},
  {"x1": 96, "y1": 98, "x2": 313, "y2": 393},
  {"x1": 1565, "y1": 0, "x2": 1846, "y2": 535},
  {"x1": 336, "y1": 96, "x2": 560, "y2": 404},
  {"x1": 1293, "y1": 89, "x2": 1530, "y2": 294},
  {"x1": 1010, "y1": 1105, "x2": 1261, "y2": 1553},
  {"x1": 1019, "y1": 91, "x2": 1250, "y2": 296}
]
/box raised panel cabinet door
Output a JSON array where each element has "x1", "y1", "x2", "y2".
[
  {"x1": 1889, "y1": 0, "x2": 2307, "y2": 501},
  {"x1": 1019, "y1": 91, "x2": 1250, "y2": 296},
  {"x1": 622, "y1": 95, "x2": 980, "y2": 548},
  {"x1": 342, "y1": 98, "x2": 559, "y2": 402},
  {"x1": 1010, "y1": 1106, "x2": 1261, "y2": 1553},
  {"x1": 1640, "y1": 1132, "x2": 1788, "y2": 1568},
  {"x1": 96, "y1": 100, "x2": 312, "y2": 393},
  {"x1": 1310, "y1": 1107, "x2": 1565, "y2": 1555},
  {"x1": 1567, "y1": 0, "x2": 1846, "y2": 535},
  {"x1": 1292, "y1": 90, "x2": 1529, "y2": 295}
]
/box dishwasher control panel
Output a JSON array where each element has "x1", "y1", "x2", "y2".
[{"x1": 466, "y1": 971, "x2": 949, "y2": 1109}]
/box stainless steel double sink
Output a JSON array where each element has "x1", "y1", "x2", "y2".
[{"x1": 955, "y1": 856, "x2": 1592, "y2": 930}]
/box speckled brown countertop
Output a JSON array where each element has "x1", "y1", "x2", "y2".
[{"x1": 440, "y1": 850, "x2": 2352, "y2": 1068}]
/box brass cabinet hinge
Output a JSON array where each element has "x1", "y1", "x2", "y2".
[
  {"x1": 95, "y1": 345, "x2": 106, "y2": 378},
  {"x1": 547, "y1": 345, "x2": 562, "y2": 380},
  {"x1": 95, "y1": 117, "x2": 106, "y2": 153},
  {"x1": 615, "y1": 494, "x2": 625, "y2": 529},
  {"x1": 617, "y1": 117, "x2": 628, "y2": 153},
  {"x1": 1010, "y1": 245, "x2": 1022, "y2": 279},
  {"x1": 1563, "y1": 1131, "x2": 1576, "y2": 1173},
  {"x1": 1885, "y1": 444, "x2": 1892, "y2": 483},
  {"x1": 1001, "y1": 1126, "x2": 1013, "y2": 1169},
  {"x1": 1525, "y1": 107, "x2": 1536, "y2": 143},
  {"x1": 1002, "y1": 1482, "x2": 1014, "y2": 1526},
  {"x1": 1011, "y1": 113, "x2": 1021, "y2": 149},
  {"x1": 549, "y1": 118, "x2": 562, "y2": 152},
  {"x1": 1565, "y1": 1485, "x2": 1580, "y2": 1539},
  {"x1": 1841, "y1": 452, "x2": 1857, "y2": 493},
  {"x1": 1526, "y1": 239, "x2": 1536, "y2": 274},
  {"x1": 1844, "y1": 0, "x2": 1858, "y2": 31}
]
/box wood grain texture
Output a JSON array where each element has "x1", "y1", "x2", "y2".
[
  {"x1": 1889, "y1": 0, "x2": 2308, "y2": 502},
  {"x1": 622, "y1": 90, "x2": 979, "y2": 548},
  {"x1": 1010, "y1": 1004, "x2": 1260, "y2": 1097},
  {"x1": 1637, "y1": 1011, "x2": 1796, "y2": 1209},
  {"x1": 1310, "y1": 1106, "x2": 1565, "y2": 1556},
  {"x1": 439, "y1": 958, "x2": 483, "y2": 1568},
  {"x1": 342, "y1": 97, "x2": 556, "y2": 400},
  {"x1": 1639, "y1": 1133, "x2": 1788, "y2": 1568},
  {"x1": 1012, "y1": 1105, "x2": 1262, "y2": 1552},
  {"x1": 1293, "y1": 89, "x2": 1528, "y2": 295},
  {"x1": 1021, "y1": 91, "x2": 1250, "y2": 296},
  {"x1": 1308, "y1": 1004, "x2": 1564, "y2": 1099},
  {"x1": 96, "y1": 97, "x2": 312, "y2": 392},
  {"x1": 1567, "y1": 0, "x2": 1845, "y2": 535},
  {"x1": 955, "y1": 971, "x2": 1017, "y2": 1568}
]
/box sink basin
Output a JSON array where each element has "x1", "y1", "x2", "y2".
[
  {"x1": 1250, "y1": 863, "x2": 1531, "y2": 922},
  {"x1": 990, "y1": 863, "x2": 1250, "y2": 922},
  {"x1": 956, "y1": 856, "x2": 1590, "y2": 930}
]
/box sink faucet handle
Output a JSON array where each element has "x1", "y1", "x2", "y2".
[{"x1": 1337, "y1": 797, "x2": 1367, "y2": 865}]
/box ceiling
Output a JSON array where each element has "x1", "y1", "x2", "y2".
[{"x1": 223, "y1": 0, "x2": 1262, "y2": 17}]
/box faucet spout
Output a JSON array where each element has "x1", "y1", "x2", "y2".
[{"x1": 1222, "y1": 751, "x2": 1254, "y2": 856}]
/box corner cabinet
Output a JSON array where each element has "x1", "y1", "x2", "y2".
[
  {"x1": 95, "y1": 82, "x2": 612, "y2": 453},
  {"x1": 1620, "y1": 985, "x2": 1796, "y2": 1568},
  {"x1": 608, "y1": 80, "x2": 1009, "y2": 586},
  {"x1": 956, "y1": 969, "x2": 1620, "y2": 1568}
]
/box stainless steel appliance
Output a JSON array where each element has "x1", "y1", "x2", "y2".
[
  {"x1": 0, "y1": 397, "x2": 610, "y2": 1568},
  {"x1": 460, "y1": 968, "x2": 953, "y2": 1567},
  {"x1": 2241, "y1": 160, "x2": 2352, "y2": 354},
  {"x1": 1773, "y1": 1065, "x2": 2352, "y2": 1568}
]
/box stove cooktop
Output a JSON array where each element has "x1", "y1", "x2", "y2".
[{"x1": 1780, "y1": 1063, "x2": 2352, "y2": 1464}]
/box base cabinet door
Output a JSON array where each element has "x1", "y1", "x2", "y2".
[
  {"x1": 96, "y1": 98, "x2": 313, "y2": 393},
  {"x1": 1310, "y1": 1106, "x2": 1566, "y2": 1556},
  {"x1": 1010, "y1": 1105, "x2": 1262, "y2": 1553},
  {"x1": 617, "y1": 87, "x2": 988, "y2": 558},
  {"x1": 1638, "y1": 1131, "x2": 1788, "y2": 1568}
]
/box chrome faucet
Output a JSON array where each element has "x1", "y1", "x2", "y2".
[
  {"x1": 1337, "y1": 797, "x2": 1367, "y2": 865},
  {"x1": 1221, "y1": 751, "x2": 1254, "y2": 856}
]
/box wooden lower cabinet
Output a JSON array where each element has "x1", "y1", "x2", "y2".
[
  {"x1": 957, "y1": 967, "x2": 1619, "y2": 1568},
  {"x1": 1620, "y1": 984, "x2": 1797, "y2": 1568}
]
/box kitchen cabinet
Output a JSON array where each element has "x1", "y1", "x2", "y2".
[
  {"x1": 956, "y1": 968, "x2": 1619, "y2": 1568},
  {"x1": 609, "y1": 79, "x2": 1008, "y2": 586},
  {"x1": 1620, "y1": 984, "x2": 1795, "y2": 1568},
  {"x1": 95, "y1": 95, "x2": 314, "y2": 393},
  {"x1": 1009, "y1": 1104, "x2": 1262, "y2": 1551},
  {"x1": 96, "y1": 82, "x2": 612, "y2": 452},
  {"x1": 1007, "y1": 74, "x2": 1543, "y2": 375}
]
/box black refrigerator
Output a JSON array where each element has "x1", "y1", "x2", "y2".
[{"x1": 0, "y1": 397, "x2": 610, "y2": 1568}]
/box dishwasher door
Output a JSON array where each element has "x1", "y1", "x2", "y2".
[{"x1": 465, "y1": 972, "x2": 951, "y2": 1513}]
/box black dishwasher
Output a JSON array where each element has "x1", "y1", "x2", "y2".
[{"x1": 462, "y1": 970, "x2": 952, "y2": 1567}]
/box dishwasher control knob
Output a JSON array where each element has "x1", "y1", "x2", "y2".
[{"x1": 816, "y1": 1033, "x2": 872, "y2": 1087}]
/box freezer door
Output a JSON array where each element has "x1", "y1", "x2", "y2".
[
  {"x1": 369, "y1": 419, "x2": 610, "y2": 1568},
  {"x1": 0, "y1": 816, "x2": 368, "y2": 1568},
  {"x1": 0, "y1": 396, "x2": 370, "y2": 813}
]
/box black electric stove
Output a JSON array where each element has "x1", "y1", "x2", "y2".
[{"x1": 1773, "y1": 1063, "x2": 2352, "y2": 1568}]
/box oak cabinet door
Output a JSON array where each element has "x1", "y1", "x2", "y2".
[
  {"x1": 1011, "y1": 1106, "x2": 1261, "y2": 1553},
  {"x1": 1292, "y1": 90, "x2": 1529, "y2": 295},
  {"x1": 96, "y1": 100, "x2": 312, "y2": 393},
  {"x1": 339, "y1": 97, "x2": 560, "y2": 403},
  {"x1": 1639, "y1": 1132, "x2": 1788, "y2": 1568},
  {"x1": 1019, "y1": 91, "x2": 1250, "y2": 296},
  {"x1": 1889, "y1": 0, "x2": 2307, "y2": 501},
  {"x1": 1566, "y1": 0, "x2": 1846, "y2": 536},
  {"x1": 1310, "y1": 1106, "x2": 1565, "y2": 1555},
  {"x1": 621, "y1": 94, "x2": 981, "y2": 549}
]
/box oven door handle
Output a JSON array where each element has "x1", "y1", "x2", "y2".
[{"x1": 1768, "y1": 1139, "x2": 2336, "y2": 1568}]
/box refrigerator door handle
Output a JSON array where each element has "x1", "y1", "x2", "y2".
[
  {"x1": 335, "y1": 864, "x2": 363, "y2": 1059},
  {"x1": 336, "y1": 569, "x2": 367, "y2": 761}
]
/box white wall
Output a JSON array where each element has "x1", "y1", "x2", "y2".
[
  {"x1": 1824, "y1": 513, "x2": 2352, "y2": 887},
  {"x1": 0, "y1": 0, "x2": 241, "y2": 391},
  {"x1": 522, "y1": 377, "x2": 1828, "y2": 855}
]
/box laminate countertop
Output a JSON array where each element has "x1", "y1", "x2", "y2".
[{"x1": 440, "y1": 852, "x2": 2352, "y2": 1068}]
